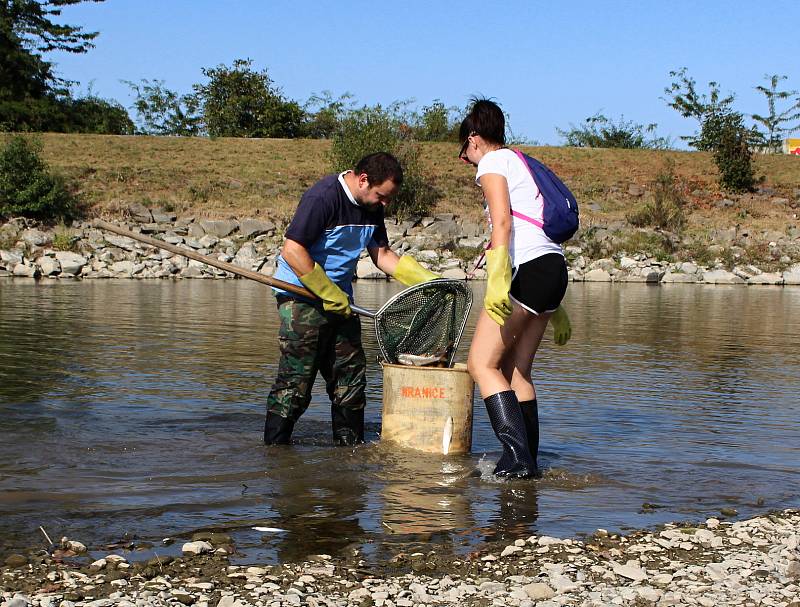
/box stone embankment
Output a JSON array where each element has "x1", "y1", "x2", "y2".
[
  {"x1": 2, "y1": 510, "x2": 799, "y2": 606},
  {"x1": 2, "y1": 205, "x2": 800, "y2": 286}
]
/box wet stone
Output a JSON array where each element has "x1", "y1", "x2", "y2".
[{"x1": 4, "y1": 554, "x2": 28, "y2": 568}]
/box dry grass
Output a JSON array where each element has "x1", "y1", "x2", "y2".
[{"x1": 5, "y1": 134, "x2": 798, "y2": 235}]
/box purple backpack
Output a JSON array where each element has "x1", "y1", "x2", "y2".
[{"x1": 512, "y1": 149, "x2": 579, "y2": 244}]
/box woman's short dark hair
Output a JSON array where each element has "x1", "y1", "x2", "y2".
[
  {"x1": 459, "y1": 98, "x2": 506, "y2": 146},
  {"x1": 355, "y1": 152, "x2": 404, "y2": 186}
]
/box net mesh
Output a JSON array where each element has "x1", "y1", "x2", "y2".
[{"x1": 374, "y1": 279, "x2": 472, "y2": 367}]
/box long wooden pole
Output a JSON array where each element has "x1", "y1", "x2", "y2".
[{"x1": 93, "y1": 220, "x2": 374, "y2": 317}]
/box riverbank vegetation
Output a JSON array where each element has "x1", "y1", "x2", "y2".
[{"x1": 3, "y1": 132, "x2": 796, "y2": 233}]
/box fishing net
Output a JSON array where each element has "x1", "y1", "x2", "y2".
[{"x1": 372, "y1": 279, "x2": 472, "y2": 368}]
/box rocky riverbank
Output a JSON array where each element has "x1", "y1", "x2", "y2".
[
  {"x1": 2, "y1": 509, "x2": 799, "y2": 607},
  {"x1": 2, "y1": 205, "x2": 800, "y2": 286}
]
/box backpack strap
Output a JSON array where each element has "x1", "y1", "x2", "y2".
[
  {"x1": 511, "y1": 149, "x2": 544, "y2": 229},
  {"x1": 511, "y1": 209, "x2": 543, "y2": 228}
]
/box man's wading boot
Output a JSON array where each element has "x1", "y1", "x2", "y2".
[
  {"x1": 264, "y1": 412, "x2": 295, "y2": 445},
  {"x1": 519, "y1": 398, "x2": 539, "y2": 471},
  {"x1": 331, "y1": 406, "x2": 365, "y2": 446},
  {"x1": 484, "y1": 390, "x2": 537, "y2": 478}
]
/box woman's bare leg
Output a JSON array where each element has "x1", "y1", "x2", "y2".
[{"x1": 501, "y1": 309, "x2": 552, "y2": 401}]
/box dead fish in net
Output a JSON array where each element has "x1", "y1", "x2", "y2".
[{"x1": 397, "y1": 350, "x2": 449, "y2": 367}]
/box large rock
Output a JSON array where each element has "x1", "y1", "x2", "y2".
[
  {"x1": 110, "y1": 260, "x2": 136, "y2": 276},
  {"x1": 583, "y1": 268, "x2": 613, "y2": 282},
  {"x1": 748, "y1": 273, "x2": 783, "y2": 285},
  {"x1": 55, "y1": 252, "x2": 88, "y2": 275},
  {"x1": 181, "y1": 541, "x2": 213, "y2": 555},
  {"x1": 21, "y1": 228, "x2": 50, "y2": 246},
  {"x1": 180, "y1": 265, "x2": 207, "y2": 278},
  {"x1": 37, "y1": 256, "x2": 61, "y2": 276},
  {"x1": 12, "y1": 263, "x2": 38, "y2": 277},
  {"x1": 151, "y1": 209, "x2": 177, "y2": 223},
  {"x1": 232, "y1": 243, "x2": 259, "y2": 269},
  {"x1": 240, "y1": 218, "x2": 276, "y2": 239},
  {"x1": 1, "y1": 250, "x2": 23, "y2": 266},
  {"x1": 128, "y1": 202, "x2": 153, "y2": 222},
  {"x1": 199, "y1": 219, "x2": 238, "y2": 238},
  {"x1": 433, "y1": 219, "x2": 461, "y2": 239},
  {"x1": 613, "y1": 561, "x2": 647, "y2": 582},
  {"x1": 661, "y1": 272, "x2": 698, "y2": 283},
  {"x1": 356, "y1": 257, "x2": 384, "y2": 280},
  {"x1": 523, "y1": 583, "x2": 555, "y2": 600},
  {"x1": 103, "y1": 234, "x2": 138, "y2": 252},
  {"x1": 783, "y1": 264, "x2": 800, "y2": 285},
  {"x1": 701, "y1": 269, "x2": 746, "y2": 284}
]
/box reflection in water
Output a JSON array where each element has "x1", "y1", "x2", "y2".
[{"x1": 1, "y1": 280, "x2": 799, "y2": 562}]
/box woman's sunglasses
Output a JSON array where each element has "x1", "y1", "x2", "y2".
[{"x1": 458, "y1": 132, "x2": 476, "y2": 163}]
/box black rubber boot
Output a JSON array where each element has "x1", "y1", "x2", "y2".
[
  {"x1": 331, "y1": 406, "x2": 365, "y2": 446},
  {"x1": 484, "y1": 391, "x2": 537, "y2": 478},
  {"x1": 264, "y1": 411, "x2": 295, "y2": 445},
  {"x1": 519, "y1": 398, "x2": 539, "y2": 469}
]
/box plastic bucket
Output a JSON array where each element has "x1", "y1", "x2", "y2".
[{"x1": 380, "y1": 362, "x2": 474, "y2": 454}]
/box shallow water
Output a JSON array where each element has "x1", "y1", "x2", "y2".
[{"x1": 0, "y1": 279, "x2": 799, "y2": 563}]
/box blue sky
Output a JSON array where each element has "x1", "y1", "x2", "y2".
[{"x1": 51, "y1": 0, "x2": 800, "y2": 146}]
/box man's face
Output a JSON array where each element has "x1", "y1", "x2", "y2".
[{"x1": 354, "y1": 174, "x2": 399, "y2": 210}]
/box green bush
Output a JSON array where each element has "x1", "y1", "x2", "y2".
[
  {"x1": 0, "y1": 136, "x2": 77, "y2": 221},
  {"x1": 626, "y1": 160, "x2": 686, "y2": 232},
  {"x1": 558, "y1": 113, "x2": 672, "y2": 149},
  {"x1": 710, "y1": 111, "x2": 760, "y2": 192},
  {"x1": 330, "y1": 105, "x2": 439, "y2": 219}
]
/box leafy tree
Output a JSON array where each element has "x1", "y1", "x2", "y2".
[
  {"x1": 124, "y1": 79, "x2": 201, "y2": 136},
  {"x1": 61, "y1": 94, "x2": 133, "y2": 134},
  {"x1": 193, "y1": 58, "x2": 304, "y2": 138},
  {"x1": 301, "y1": 90, "x2": 355, "y2": 139},
  {"x1": 0, "y1": 0, "x2": 104, "y2": 131},
  {"x1": 751, "y1": 74, "x2": 800, "y2": 152},
  {"x1": 558, "y1": 112, "x2": 672, "y2": 149},
  {"x1": 330, "y1": 104, "x2": 438, "y2": 219},
  {"x1": 0, "y1": 135, "x2": 76, "y2": 220},
  {"x1": 412, "y1": 99, "x2": 460, "y2": 142},
  {"x1": 711, "y1": 110, "x2": 760, "y2": 193},
  {"x1": 663, "y1": 67, "x2": 736, "y2": 150}
]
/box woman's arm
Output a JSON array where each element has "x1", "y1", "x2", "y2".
[{"x1": 480, "y1": 173, "x2": 512, "y2": 248}]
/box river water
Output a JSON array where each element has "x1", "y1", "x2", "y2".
[{"x1": 1, "y1": 279, "x2": 799, "y2": 563}]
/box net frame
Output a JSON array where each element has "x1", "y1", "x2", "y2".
[{"x1": 370, "y1": 279, "x2": 473, "y2": 367}]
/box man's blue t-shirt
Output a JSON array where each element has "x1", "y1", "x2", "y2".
[{"x1": 273, "y1": 173, "x2": 389, "y2": 298}]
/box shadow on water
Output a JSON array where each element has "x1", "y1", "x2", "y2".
[{"x1": 1, "y1": 279, "x2": 799, "y2": 562}]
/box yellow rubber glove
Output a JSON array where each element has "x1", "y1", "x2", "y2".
[
  {"x1": 484, "y1": 245, "x2": 513, "y2": 325},
  {"x1": 393, "y1": 255, "x2": 440, "y2": 286},
  {"x1": 550, "y1": 305, "x2": 572, "y2": 346},
  {"x1": 298, "y1": 263, "x2": 352, "y2": 317}
]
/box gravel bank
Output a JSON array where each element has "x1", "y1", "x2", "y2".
[{"x1": 2, "y1": 510, "x2": 799, "y2": 606}]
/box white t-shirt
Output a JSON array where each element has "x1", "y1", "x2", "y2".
[{"x1": 476, "y1": 148, "x2": 563, "y2": 267}]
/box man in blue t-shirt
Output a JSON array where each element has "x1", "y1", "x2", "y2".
[{"x1": 265, "y1": 152, "x2": 439, "y2": 446}]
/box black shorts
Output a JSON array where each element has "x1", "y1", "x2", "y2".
[{"x1": 509, "y1": 253, "x2": 568, "y2": 314}]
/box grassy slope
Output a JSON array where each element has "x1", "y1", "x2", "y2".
[{"x1": 19, "y1": 134, "x2": 800, "y2": 237}]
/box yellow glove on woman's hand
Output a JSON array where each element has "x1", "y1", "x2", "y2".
[
  {"x1": 484, "y1": 246, "x2": 513, "y2": 325},
  {"x1": 393, "y1": 255, "x2": 440, "y2": 286},
  {"x1": 299, "y1": 263, "x2": 352, "y2": 317},
  {"x1": 550, "y1": 305, "x2": 572, "y2": 345}
]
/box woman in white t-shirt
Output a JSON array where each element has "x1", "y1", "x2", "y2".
[{"x1": 459, "y1": 99, "x2": 572, "y2": 479}]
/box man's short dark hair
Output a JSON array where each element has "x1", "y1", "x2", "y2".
[
  {"x1": 355, "y1": 152, "x2": 404, "y2": 187},
  {"x1": 459, "y1": 98, "x2": 506, "y2": 146}
]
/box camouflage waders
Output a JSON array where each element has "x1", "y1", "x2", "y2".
[{"x1": 265, "y1": 296, "x2": 367, "y2": 445}]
